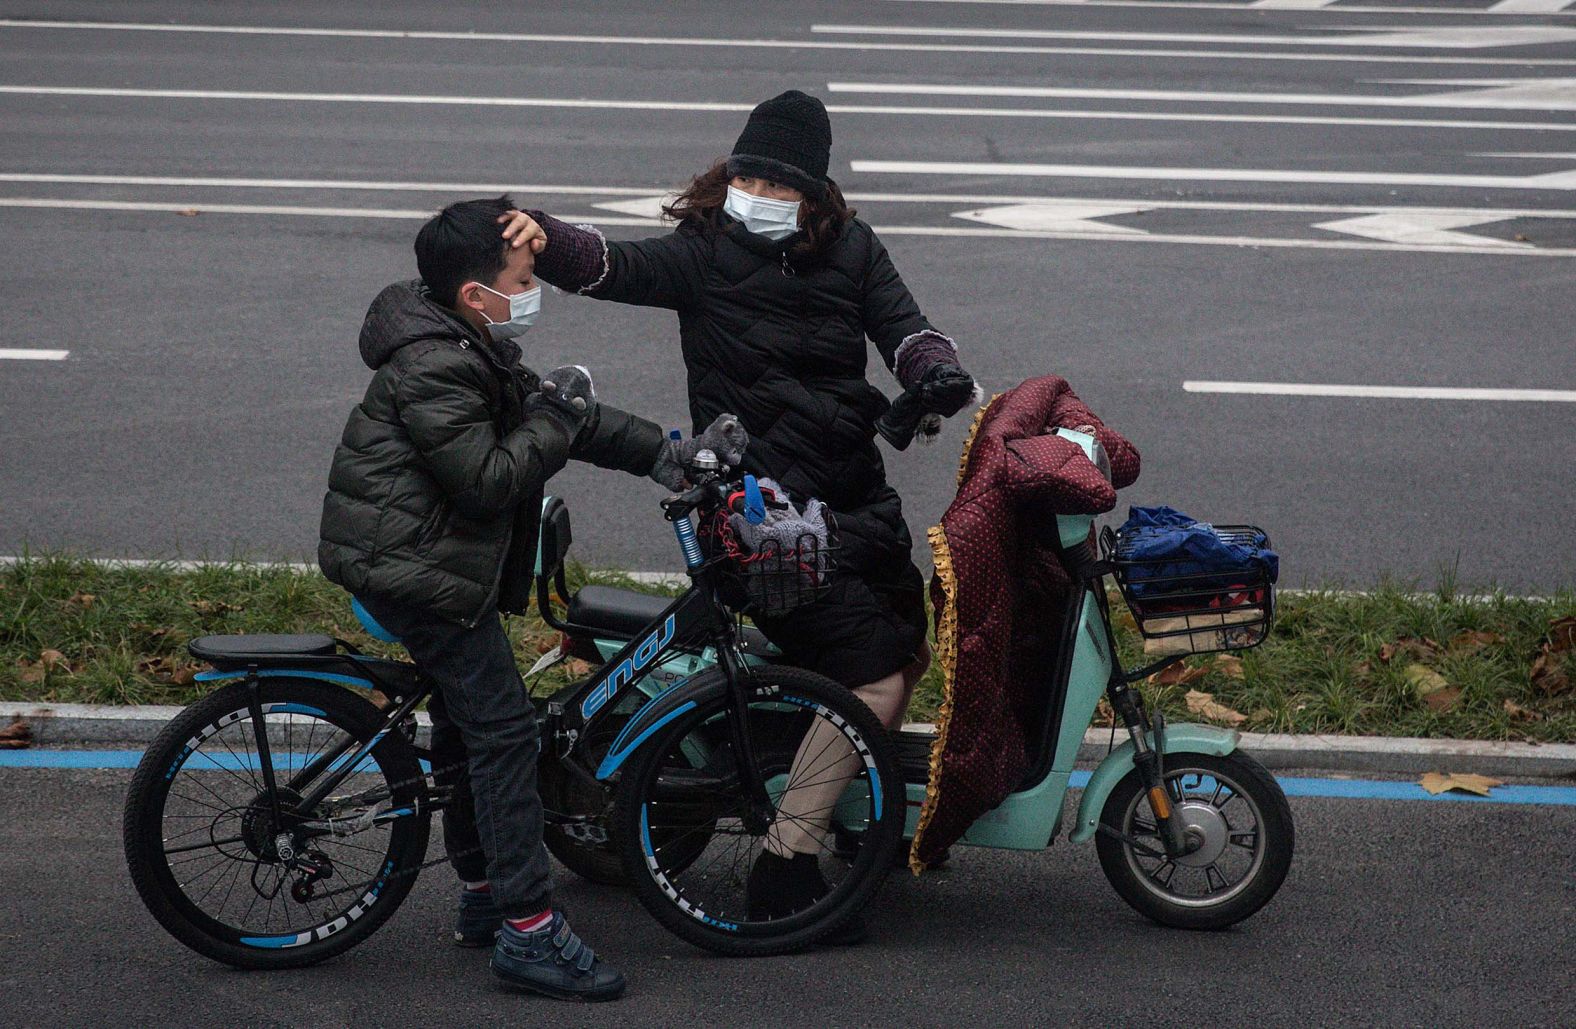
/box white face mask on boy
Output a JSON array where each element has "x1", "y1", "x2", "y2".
[
  {"x1": 477, "y1": 283, "x2": 542, "y2": 341},
  {"x1": 723, "y1": 185, "x2": 802, "y2": 241}
]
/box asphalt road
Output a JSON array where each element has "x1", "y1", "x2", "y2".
[
  {"x1": 3, "y1": 765, "x2": 1572, "y2": 1027},
  {"x1": 1, "y1": 0, "x2": 1574, "y2": 588}
]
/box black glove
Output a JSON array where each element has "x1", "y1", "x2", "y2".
[
  {"x1": 650, "y1": 413, "x2": 749, "y2": 491},
  {"x1": 875, "y1": 364, "x2": 978, "y2": 450},
  {"x1": 527, "y1": 365, "x2": 596, "y2": 438}
]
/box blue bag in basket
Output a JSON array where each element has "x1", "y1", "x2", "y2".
[{"x1": 1117, "y1": 506, "x2": 1278, "y2": 597}]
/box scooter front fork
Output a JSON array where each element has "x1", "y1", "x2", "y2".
[{"x1": 1110, "y1": 683, "x2": 1197, "y2": 859}]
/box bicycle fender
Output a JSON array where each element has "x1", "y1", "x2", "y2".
[
  {"x1": 194, "y1": 668, "x2": 378, "y2": 690},
  {"x1": 1066, "y1": 723, "x2": 1240, "y2": 844},
  {"x1": 594, "y1": 671, "x2": 729, "y2": 781}
]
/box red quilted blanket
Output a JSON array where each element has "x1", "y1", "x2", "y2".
[{"x1": 911, "y1": 376, "x2": 1140, "y2": 870}]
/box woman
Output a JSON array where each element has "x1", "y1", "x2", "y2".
[{"x1": 502, "y1": 90, "x2": 977, "y2": 918}]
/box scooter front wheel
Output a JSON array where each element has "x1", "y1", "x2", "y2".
[{"x1": 1095, "y1": 751, "x2": 1293, "y2": 930}]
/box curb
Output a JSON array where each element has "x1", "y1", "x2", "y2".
[{"x1": 5, "y1": 703, "x2": 1573, "y2": 779}]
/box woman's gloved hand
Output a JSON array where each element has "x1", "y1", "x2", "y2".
[
  {"x1": 650, "y1": 414, "x2": 749, "y2": 491},
  {"x1": 876, "y1": 362, "x2": 980, "y2": 451},
  {"x1": 919, "y1": 363, "x2": 978, "y2": 418},
  {"x1": 527, "y1": 365, "x2": 596, "y2": 438}
]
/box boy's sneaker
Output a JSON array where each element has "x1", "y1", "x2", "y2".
[
  {"x1": 491, "y1": 912, "x2": 626, "y2": 1002},
  {"x1": 454, "y1": 888, "x2": 502, "y2": 947}
]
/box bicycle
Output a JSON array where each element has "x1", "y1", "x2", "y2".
[{"x1": 123, "y1": 447, "x2": 902, "y2": 967}]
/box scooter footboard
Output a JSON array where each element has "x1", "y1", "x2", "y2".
[{"x1": 1066, "y1": 723, "x2": 1240, "y2": 843}]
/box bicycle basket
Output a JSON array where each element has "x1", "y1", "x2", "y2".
[
  {"x1": 1102, "y1": 523, "x2": 1275, "y2": 656},
  {"x1": 700, "y1": 511, "x2": 837, "y2": 617}
]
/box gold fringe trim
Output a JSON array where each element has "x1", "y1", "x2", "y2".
[
  {"x1": 909, "y1": 397, "x2": 995, "y2": 874},
  {"x1": 910, "y1": 524, "x2": 959, "y2": 875}
]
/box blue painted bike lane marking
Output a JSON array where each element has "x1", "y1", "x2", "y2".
[{"x1": 4, "y1": 750, "x2": 1574, "y2": 805}]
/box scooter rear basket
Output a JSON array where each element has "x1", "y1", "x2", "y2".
[{"x1": 1101, "y1": 524, "x2": 1275, "y2": 655}]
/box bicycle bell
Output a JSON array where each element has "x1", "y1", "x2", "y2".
[{"x1": 691, "y1": 448, "x2": 720, "y2": 473}]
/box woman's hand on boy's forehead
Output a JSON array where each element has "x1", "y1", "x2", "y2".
[{"x1": 498, "y1": 209, "x2": 547, "y2": 253}]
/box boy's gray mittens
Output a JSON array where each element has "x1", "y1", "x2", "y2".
[
  {"x1": 650, "y1": 413, "x2": 749, "y2": 490},
  {"x1": 529, "y1": 365, "x2": 596, "y2": 438}
]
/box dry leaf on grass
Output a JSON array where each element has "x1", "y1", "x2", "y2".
[
  {"x1": 1093, "y1": 698, "x2": 1115, "y2": 727},
  {"x1": 1184, "y1": 689, "x2": 1248, "y2": 727},
  {"x1": 565, "y1": 658, "x2": 593, "y2": 679},
  {"x1": 1379, "y1": 637, "x2": 1440, "y2": 665},
  {"x1": 135, "y1": 656, "x2": 199, "y2": 684},
  {"x1": 189, "y1": 599, "x2": 242, "y2": 616},
  {"x1": 1547, "y1": 615, "x2": 1576, "y2": 653},
  {"x1": 1530, "y1": 650, "x2": 1571, "y2": 697},
  {"x1": 1419, "y1": 772, "x2": 1501, "y2": 797},
  {"x1": 65, "y1": 592, "x2": 97, "y2": 610},
  {"x1": 1422, "y1": 687, "x2": 1462, "y2": 713},
  {"x1": 1213, "y1": 655, "x2": 1245, "y2": 679},
  {"x1": 0, "y1": 717, "x2": 32, "y2": 750},
  {"x1": 1149, "y1": 662, "x2": 1209, "y2": 688},
  {"x1": 130, "y1": 623, "x2": 172, "y2": 643},
  {"x1": 1448, "y1": 630, "x2": 1503, "y2": 653},
  {"x1": 1403, "y1": 663, "x2": 1450, "y2": 697},
  {"x1": 1503, "y1": 698, "x2": 1541, "y2": 721}
]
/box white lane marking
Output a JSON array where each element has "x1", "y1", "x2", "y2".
[
  {"x1": 10, "y1": 197, "x2": 1573, "y2": 257},
  {"x1": 14, "y1": 84, "x2": 1571, "y2": 133},
  {"x1": 7, "y1": 84, "x2": 1572, "y2": 134},
  {"x1": 1312, "y1": 212, "x2": 1530, "y2": 247},
  {"x1": 1250, "y1": 0, "x2": 1338, "y2": 8},
  {"x1": 814, "y1": 24, "x2": 1576, "y2": 49},
  {"x1": 0, "y1": 172, "x2": 662, "y2": 196},
  {"x1": 0, "y1": 197, "x2": 661, "y2": 225},
  {"x1": 851, "y1": 160, "x2": 1576, "y2": 191},
  {"x1": 953, "y1": 203, "x2": 1151, "y2": 233},
  {"x1": 877, "y1": 0, "x2": 1576, "y2": 14},
  {"x1": 593, "y1": 195, "x2": 677, "y2": 219},
  {"x1": 8, "y1": 175, "x2": 1576, "y2": 220},
  {"x1": 1489, "y1": 0, "x2": 1576, "y2": 12},
  {"x1": 2, "y1": 18, "x2": 1573, "y2": 67},
  {"x1": 1376, "y1": 77, "x2": 1576, "y2": 111},
  {"x1": 1476, "y1": 151, "x2": 1576, "y2": 159},
  {"x1": 0, "y1": 348, "x2": 69, "y2": 361},
  {"x1": 828, "y1": 80, "x2": 1576, "y2": 112},
  {"x1": 1184, "y1": 381, "x2": 1576, "y2": 401}
]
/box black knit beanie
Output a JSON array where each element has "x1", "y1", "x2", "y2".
[{"x1": 726, "y1": 90, "x2": 832, "y2": 199}]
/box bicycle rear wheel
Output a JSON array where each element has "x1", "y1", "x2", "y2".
[
  {"x1": 614, "y1": 666, "x2": 903, "y2": 956},
  {"x1": 124, "y1": 678, "x2": 430, "y2": 969}
]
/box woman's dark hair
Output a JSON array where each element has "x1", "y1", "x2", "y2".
[
  {"x1": 414, "y1": 194, "x2": 516, "y2": 309},
  {"x1": 663, "y1": 160, "x2": 855, "y2": 261}
]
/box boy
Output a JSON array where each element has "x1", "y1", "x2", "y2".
[{"x1": 318, "y1": 195, "x2": 743, "y2": 1000}]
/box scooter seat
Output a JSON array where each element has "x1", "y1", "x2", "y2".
[
  {"x1": 188, "y1": 634, "x2": 338, "y2": 664},
  {"x1": 566, "y1": 586, "x2": 671, "y2": 638}
]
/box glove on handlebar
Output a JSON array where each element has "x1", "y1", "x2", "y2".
[{"x1": 650, "y1": 413, "x2": 750, "y2": 491}]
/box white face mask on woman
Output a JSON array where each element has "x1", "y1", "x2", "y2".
[
  {"x1": 723, "y1": 185, "x2": 802, "y2": 241},
  {"x1": 477, "y1": 283, "x2": 542, "y2": 341}
]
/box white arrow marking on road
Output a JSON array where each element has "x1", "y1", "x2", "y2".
[
  {"x1": 829, "y1": 79, "x2": 1576, "y2": 112},
  {"x1": 1184, "y1": 381, "x2": 1576, "y2": 402},
  {"x1": 592, "y1": 195, "x2": 676, "y2": 219},
  {"x1": 952, "y1": 202, "x2": 1151, "y2": 234},
  {"x1": 1489, "y1": 0, "x2": 1576, "y2": 12},
  {"x1": 1376, "y1": 78, "x2": 1576, "y2": 111},
  {"x1": 851, "y1": 160, "x2": 1576, "y2": 191},
  {"x1": 814, "y1": 24, "x2": 1576, "y2": 49},
  {"x1": 1312, "y1": 212, "x2": 1529, "y2": 248},
  {"x1": 0, "y1": 349, "x2": 69, "y2": 361}
]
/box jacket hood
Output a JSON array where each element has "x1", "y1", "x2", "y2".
[{"x1": 358, "y1": 279, "x2": 483, "y2": 370}]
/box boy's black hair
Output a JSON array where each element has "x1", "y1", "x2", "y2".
[{"x1": 414, "y1": 194, "x2": 516, "y2": 310}]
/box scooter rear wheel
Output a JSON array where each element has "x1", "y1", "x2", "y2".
[{"x1": 1095, "y1": 751, "x2": 1293, "y2": 930}]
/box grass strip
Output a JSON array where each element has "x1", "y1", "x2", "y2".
[{"x1": 2, "y1": 554, "x2": 1571, "y2": 743}]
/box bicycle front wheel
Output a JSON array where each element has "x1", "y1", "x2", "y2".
[
  {"x1": 124, "y1": 678, "x2": 430, "y2": 969},
  {"x1": 614, "y1": 666, "x2": 904, "y2": 956}
]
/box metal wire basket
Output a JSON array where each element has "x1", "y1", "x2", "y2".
[
  {"x1": 1102, "y1": 524, "x2": 1276, "y2": 656},
  {"x1": 700, "y1": 512, "x2": 837, "y2": 617}
]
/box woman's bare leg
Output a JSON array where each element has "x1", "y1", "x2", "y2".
[{"x1": 765, "y1": 639, "x2": 931, "y2": 857}]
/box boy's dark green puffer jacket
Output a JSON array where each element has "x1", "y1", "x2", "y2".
[{"x1": 318, "y1": 281, "x2": 663, "y2": 627}]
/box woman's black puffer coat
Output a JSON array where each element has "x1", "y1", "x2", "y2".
[{"x1": 532, "y1": 214, "x2": 943, "y2": 682}]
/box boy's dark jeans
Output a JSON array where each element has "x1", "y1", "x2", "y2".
[{"x1": 356, "y1": 594, "x2": 553, "y2": 918}]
